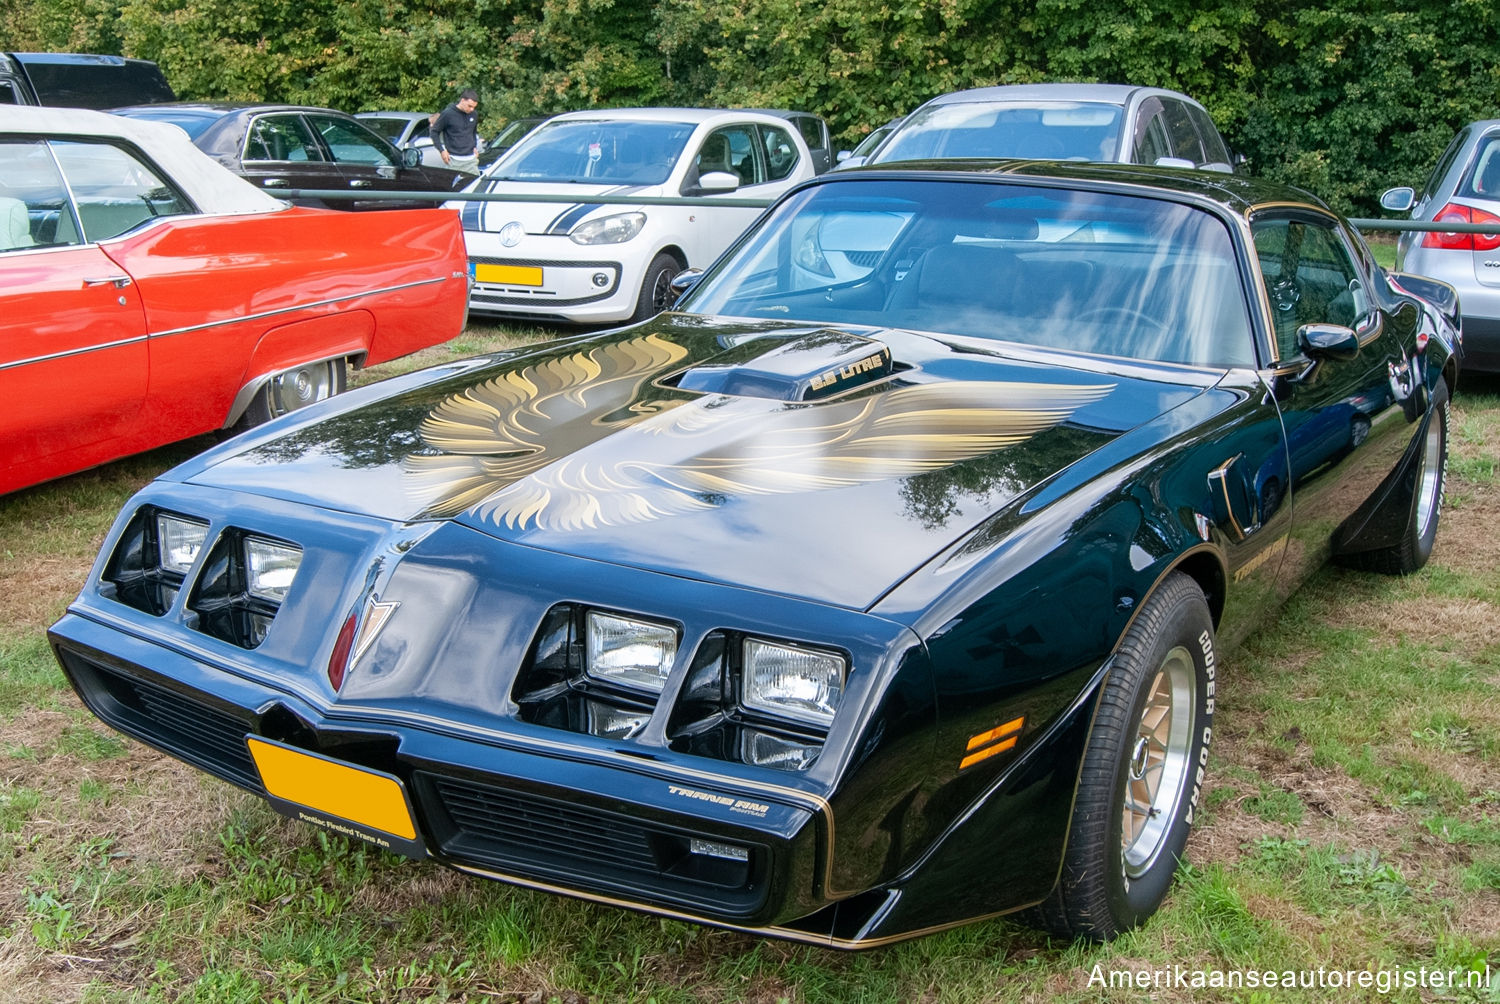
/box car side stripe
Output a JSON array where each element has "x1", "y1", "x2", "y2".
[
  {"x1": 0, "y1": 275, "x2": 453, "y2": 372},
  {"x1": 0, "y1": 334, "x2": 150, "y2": 372}
]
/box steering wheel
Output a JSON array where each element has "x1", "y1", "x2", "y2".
[{"x1": 1077, "y1": 307, "x2": 1168, "y2": 336}]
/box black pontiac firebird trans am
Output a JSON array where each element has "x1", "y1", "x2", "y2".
[{"x1": 51, "y1": 161, "x2": 1461, "y2": 948}]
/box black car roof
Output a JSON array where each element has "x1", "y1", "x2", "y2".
[{"x1": 833, "y1": 158, "x2": 1327, "y2": 219}]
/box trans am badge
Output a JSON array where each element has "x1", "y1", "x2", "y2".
[{"x1": 404, "y1": 334, "x2": 1113, "y2": 529}]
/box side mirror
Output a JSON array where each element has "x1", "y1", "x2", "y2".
[
  {"x1": 834, "y1": 155, "x2": 866, "y2": 171},
  {"x1": 835, "y1": 149, "x2": 852, "y2": 163},
  {"x1": 1298, "y1": 323, "x2": 1361, "y2": 361},
  {"x1": 1380, "y1": 187, "x2": 1415, "y2": 212},
  {"x1": 668, "y1": 268, "x2": 704, "y2": 299},
  {"x1": 1153, "y1": 156, "x2": 1196, "y2": 170},
  {"x1": 697, "y1": 171, "x2": 739, "y2": 193},
  {"x1": 402, "y1": 147, "x2": 422, "y2": 169}
]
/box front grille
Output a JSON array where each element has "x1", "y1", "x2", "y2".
[
  {"x1": 413, "y1": 771, "x2": 768, "y2": 916},
  {"x1": 435, "y1": 777, "x2": 660, "y2": 872},
  {"x1": 59, "y1": 651, "x2": 259, "y2": 790}
]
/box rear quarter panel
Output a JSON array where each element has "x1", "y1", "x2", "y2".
[{"x1": 102, "y1": 206, "x2": 467, "y2": 432}]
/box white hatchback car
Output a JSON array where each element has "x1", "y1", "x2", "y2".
[{"x1": 455, "y1": 108, "x2": 816, "y2": 323}]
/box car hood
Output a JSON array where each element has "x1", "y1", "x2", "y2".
[
  {"x1": 180, "y1": 317, "x2": 1210, "y2": 609},
  {"x1": 457, "y1": 179, "x2": 666, "y2": 234}
]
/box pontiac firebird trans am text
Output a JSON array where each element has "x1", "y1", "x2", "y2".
[{"x1": 53, "y1": 161, "x2": 1461, "y2": 947}]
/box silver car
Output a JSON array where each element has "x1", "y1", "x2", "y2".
[
  {"x1": 852, "y1": 83, "x2": 1234, "y2": 172},
  {"x1": 1382, "y1": 120, "x2": 1500, "y2": 371}
]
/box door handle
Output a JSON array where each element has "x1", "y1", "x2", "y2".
[
  {"x1": 83, "y1": 276, "x2": 133, "y2": 289},
  {"x1": 262, "y1": 178, "x2": 289, "y2": 187},
  {"x1": 349, "y1": 179, "x2": 373, "y2": 188}
]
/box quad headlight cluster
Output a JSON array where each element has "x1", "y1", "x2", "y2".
[
  {"x1": 515, "y1": 604, "x2": 848, "y2": 771},
  {"x1": 103, "y1": 507, "x2": 301, "y2": 649}
]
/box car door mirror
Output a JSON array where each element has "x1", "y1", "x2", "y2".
[
  {"x1": 402, "y1": 147, "x2": 422, "y2": 169},
  {"x1": 1380, "y1": 187, "x2": 1415, "y2": 212},
  {"x1": 697, "y1": 171, "x2": 740, "y2": 193},
  {"x1": 1153, "y1": 156, "x2": 1195, "y2": 170},
  {"x1": 669, "y1": 268, "x2": 704, "y2": 299},
  {"x1": 1298, "y1": 322, "x2": 1361, "y2": 361}
]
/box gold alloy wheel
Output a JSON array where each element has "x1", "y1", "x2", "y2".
[{"x1": 1121, "y1": 645, "x2": 1195, "y2": 879}]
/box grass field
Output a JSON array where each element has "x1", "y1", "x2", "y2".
[{"x1": 1, "y1": 319, "x2": 1497, "y2": 1003}]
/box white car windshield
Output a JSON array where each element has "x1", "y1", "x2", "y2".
[
  {"x1": 486, "y1": 120, "x2": 696, "y2": 185},
  {"x1": 681, "y1": 178, "x2": 1254, "y2": 367},
  {"x1": 873, "y1": 101, "x2": 1124, "y2": 163}
]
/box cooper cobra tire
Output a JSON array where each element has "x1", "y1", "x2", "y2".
[
  {"x1": 236, "y1": 357, "x2": 348, "y2": 431},
  {"x1": 1341, "y1": 380, "x2": 1448, "y2": 576},
  {"x1": 1030, "y1": 571, "x2": 1215, "y2": 941},
  {"x1": 630, "y1": 253, "x2": 683, "y2": 323}
]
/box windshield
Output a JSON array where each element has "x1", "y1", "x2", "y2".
[
  {"x1": 486, "y1": 119, "x2": 696, "y2": 184},
  {"x1": 873, "y1": 101, "x2": 1124, "y2": 163},
  {"x1": 680, "y1": 178, "x2": 1254, "y2": 367}
]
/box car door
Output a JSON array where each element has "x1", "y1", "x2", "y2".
[
  {"x1": 306, "y1": 112, "x2": 440, "y2": 209},
  {"x1": 1250, "y1": 210, "x2": 1425, "y2": 588},
  {"x1": 0, "y1": 137, "x2": 149, "y2": 492},
  {"x1": 239, "y1": 112, "x2": 346, "y2": 204},
  {"x1": 685, "y1": 122, "x2": 807, "y2": 265}
]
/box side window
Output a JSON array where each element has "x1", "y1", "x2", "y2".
[
  {"x1": 310, "y1": 114, "x2": 397, "y2": 168},
  {"x1": 51, "y1": 140, "x2": 193, "y2": 243},
  {"x1": 1420, "y1": 128, "x2": 1469, "y2": 203},
  {"x1": 1458, "y1": 134, "x2": 1500, "y2": 199},
  {"x1": 794, "y1": 116, "x2": 826, "y2": 154},
  {"x1": 1253, "y1": 217, "x2": 1369, "y2": 360},
  {"x1": 244, "y1": 115, "x2": 324, "y2": 163},
  {"x1": 0, "y1": 139, "x2": 82, "y2": 250},
  {"x1": 0, "y1": 81, "x2": 19, "y2": 105},
  {"x1": 1187, "y1": 104, "x2": 1230, "y2": 165},
  {"x1": 759, "y1": 125, "x2": 799, "y2": 181},
  {"x1": 1131, "y1": 99, "x2": 1170, "y2": 165},
  {"x1": 1161, "y1": 100, "x2": 1206, "y2": 165},
  {"x1": 696, "y1": 126, "x2": 761, "y2": 185}
]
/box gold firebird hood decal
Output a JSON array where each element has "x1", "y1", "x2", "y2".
[{"x1": 404, "y1": 334, "x2": 1113, "y2": 530}]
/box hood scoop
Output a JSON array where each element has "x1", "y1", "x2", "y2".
[{"x1": 674, "y1": 329, "x2": 895, "y2": 401}]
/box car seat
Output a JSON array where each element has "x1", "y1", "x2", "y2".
[
  {"x1": 697, "y1": 134, "x2": 733, "y2": 177},
  {"x1": 0, "y1": 197, "x2": 34, "y2": 251}
]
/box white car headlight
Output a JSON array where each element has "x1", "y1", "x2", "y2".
[
  {"x1": 155, "y1": 513, "x2": 209, "y2": 574},
  {"x1": 741, "y1": 639, "x2": 846, "y2": 727},
  {"x1": 585, "y1": 611, "x2": 678, "y2": 693},
  {"x1": 570, "y1": 212, "x2": 646, "y2": 245},
  {"x1": 244, "y1": 536, "x2": 302, "y2": 603}
]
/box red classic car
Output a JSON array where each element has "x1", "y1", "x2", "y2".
[{"x1": 1, "y1": 105, "x2": 470, "y2": 495}]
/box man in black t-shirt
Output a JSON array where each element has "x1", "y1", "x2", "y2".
[{"x1": 430, "y1": 89, "x2": 480, "y2": 174}]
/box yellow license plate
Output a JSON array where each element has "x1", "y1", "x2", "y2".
[
  {"x1": 473, "y1": 263, "x2": 543, "y2": 286},
  {"x1": 248, "y1": 736, "x2": 417, "y2": 841}
]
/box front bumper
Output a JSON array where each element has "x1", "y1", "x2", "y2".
[
  {"x1": 51, "y1": 614, "x2": 822, "y2": 926},
  {"x1": 466, "y1": 253, "x2": 639, "y2": 322}
]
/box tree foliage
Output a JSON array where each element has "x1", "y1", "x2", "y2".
[{"x1": 4, "y1": 0, "x2": 1497, "y2": 212}]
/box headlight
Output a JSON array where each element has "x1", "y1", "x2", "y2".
[
  {"x1": 570, "y1": 212, "x2": 645, "y2": 245},
  {"x1": 585, "y1": 611, "x2": 678, "y2": 693},
  {"x1": 741, "y1": 639, "x2": 845, "y2": 727},
  {"x1": 155, "y1": 513, "x2": 208, "y2": 575},
  {"x1": 245, "y1": 536, "x2": 301, "y2": 602}
]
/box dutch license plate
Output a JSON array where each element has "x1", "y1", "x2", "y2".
[
  {"x1": 473, "y1": 262, "x2": 543, "y2": 286},
  {"x1": 247, "y1": 736, "x2": 425, "y2": 858}
]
